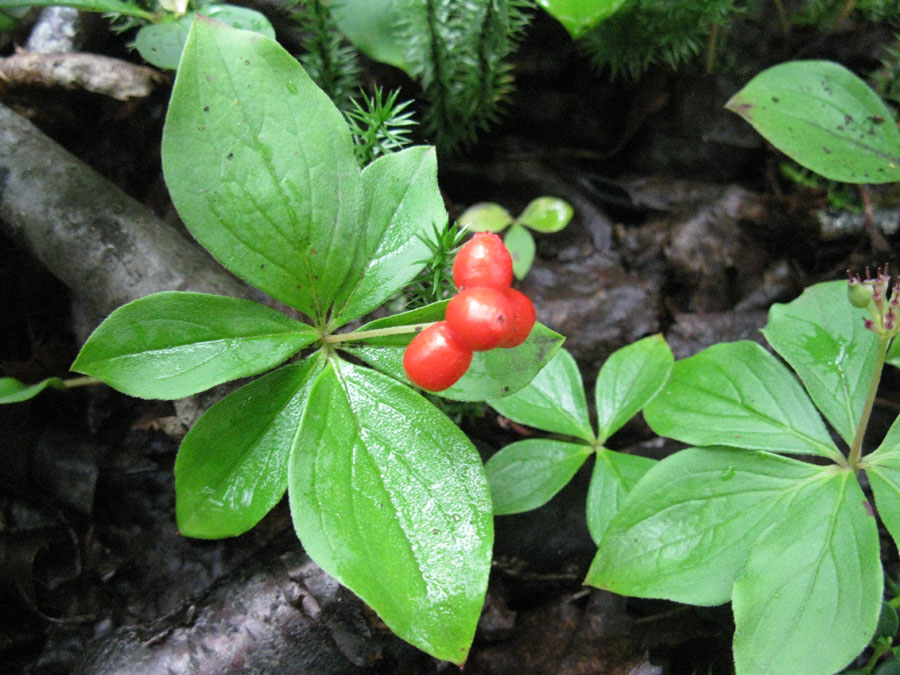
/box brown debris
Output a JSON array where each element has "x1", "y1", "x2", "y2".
[{"x1": 0, "y1": 49, "x2": 165, "y2": 101}]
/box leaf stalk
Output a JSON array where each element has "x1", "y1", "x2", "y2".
[
  {"x1": 322, "y1": 322, "x2": 436, "y2": 345},
  {"x1": 849, "y1": 335, "x2": 891, "y2": 471}
]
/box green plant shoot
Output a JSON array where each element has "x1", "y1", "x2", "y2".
[{"x1": 459, "y1": 196, "x2": 574, "y2": 279}]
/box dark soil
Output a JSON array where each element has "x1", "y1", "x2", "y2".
[{"x1": 2, "y1": 7, "x2": 900, "y2": 675}]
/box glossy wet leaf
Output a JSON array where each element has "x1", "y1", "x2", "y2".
[
  {"x1": 175, "y1": 356, "x2": 322, "y2": 538},
  {"x1": 643, "y1": 340, "x2": 841, "y2": 460},
  {"x1": 346, "y1": 323, "x2": 565, "y2": 401},
  {"x1": 330, "y1": 146, "x2": 446, "y2": 327},
  {"x1": 762, "y1": 281, "x2": 876, "y2": 447},
  {"x1": 134, "y1": 5, "x2": 275, "y2": 70},
  {"x1": 732, "y1": 470, "x2": 881, "y2": 675},
  {"x1": 504, "y1": 223, "x2": 535, "y2": 281},
  {"x1": 162, "y1": 18, "x2": 362, "y2": 320},
  {"x1": 0, "y1": 376, "x2": 65, "y2": 404},
  {"x1": 486, "y1": 439, "x2": 592, "y2": 514},
  {"x1": 458, "y1": 202, "x2": 514, "y2": 233},
  {"x1": 595, "y1": 334, "x2": 673, "y2": 442},
  {"x1": 726, "y1": 60, "x2": 900, "y2": 184},
  {"x1": 586, "y1": 448, "x2": 655, "y2": 545},
  {"x1": 863, "y1": 416, "x2": 900, "y2": 551},
  {"x1": 586, "y1": 447, "x2": 825, "y2": 605},
  {"x1": 487, "y1": 348, "x2": 593, "y2": 441},
  {"x1": 517, "y1": 196, "x2": 573, "y2": 233},
  {"x1": 72, "y1": 292, "x2": 317, "y2": 399},
  {"x1": 536, "y1": 0, "x2": 627, "y2": 38},
  {"x1": 288, "y1": 359, "x2": 492, "y2": 664}
]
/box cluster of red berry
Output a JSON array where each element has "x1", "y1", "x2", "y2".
[{"x1": 403, "y1": 233, "x2": 536, "y2": 392}]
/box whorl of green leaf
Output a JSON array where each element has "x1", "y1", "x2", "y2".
[
  {"x1": 401, "y1": 0, "x2": 533, "y2": 154},
  {"x1": 289, "y1": 0, "x2": 360, "y2": 109},
  {"x1": 579, "y1": 0, "x2": 739, "y2": 80},
  {"x1": 346, "y1": 87, "x2": 417, "y2": 167}
]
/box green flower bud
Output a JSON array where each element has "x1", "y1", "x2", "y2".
[{"x1": 848, "y1": 279, "x2": 875, "y2": 308}]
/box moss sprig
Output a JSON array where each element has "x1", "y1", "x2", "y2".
[
  {"x1": 289, "y1": 0, "x2": 360, "y2": 110},
  {"x1": 346, "y1": 87, "x2": 417, "y2": 167},
  {"x1": 400, "y1": 0, "x2": 533, "y2": 154}
]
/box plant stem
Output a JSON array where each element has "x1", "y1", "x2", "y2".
[
  {"x1": 322, "y1": 322, "x2": 436, "y2": 345},
  {"x1": 64, "y1": 375, "x2": 102, "y2": 389},
  {"x1": 849, "y1": 335, "x2": 891, "y2": 471},
  {"x1": 772, "y1": 0, "x2": 790, "y2": 36},
  {"x1": 704, "y1": 23, "x2": 719, "y2": 75}
]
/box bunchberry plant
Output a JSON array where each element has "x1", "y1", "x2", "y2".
[
  {"x1": 459, "y1": 197, "x2": 574, "y2": 280},
  {"x1": 484, "y1": 336, "x2": 673, "y2": 543},
  {"x1": 588, "y1": 279, "x2": 900, "y2": 674},
  {"x1": 32, "y1": 18, "x2": 563, "y2": 663}
]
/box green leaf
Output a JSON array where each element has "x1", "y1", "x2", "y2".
[
  {"x1": 288, "y1": 359, "x2": 492, "y2": 664},
  {"x1": 887, "y1": 337, "x2": 900, "y2": 370},
  {"x1": 586, "y1": 448, "x2": 655, "y2": 545},
  {"x1": 162, "y1": 18, "x2": 363, "y2": 321},
  {"x1": 330, "y1": 0, "x2": 416, "y2": 72},
  {"x1": 516, "y1": 196, "x2": 574, "y2": 234},
  {"x1": 504, "y1": 223, "x2": 535, "y2": 281},
  {"x1": 485, "y1": 439, "x2": 592, "y2": 515},
  {"x1": 586, "y1": 447, "x2": 825, "y2": 605},
  {"x1": 72, "y1": 292, "x2": 316, "y2": 400},
  {"x1": 0, "y1": 0, "x2": 152, "y2": 19},
  {"x1": 487, "y1": 348, "x2": 593, "y2": 442},
  {"x1": 458, "y1": 202, "x2": 514, "y2": 233},
  {"x1": 0, "y1": 10, "x2": 17, "y2": 30},
  {"x1": 175, "y1": 356, "x2": 323, "y2": 538},
  {"x1": 536, "y1": 0, "x2": 628, "y2": 39},
  {"x1": 863, "y1": 415, "x2": 900, "y2": 552},
  {"x1": 732, "y1": 470, "x2": 881, "y2": 675},
  {"x1": 330, "y1": 146, "x2": 446, "y2": 327},
  {"x1": 595, "y1": 334, "x2": 673, "y2": 442},
  {"x1": 762, "y1": 280, "x2": 876, "y2": 447},
  {"x1": 725, "y1": 60, "x2": 900, "y2": 184},
  {"x1": 346, "y1": 323, "x2": 565, "y2": 401},
  {"x1": 643, "y1": 340, "x2": 842, "y2": 461},
  {"x1": 0, "y1": 376, "x2": 66, "y2": 404},
  {"x1": 134, "y1": 5, "x2": 275, "y2": 70}
]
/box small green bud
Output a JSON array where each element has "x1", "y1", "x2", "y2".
[{"x1": 848, "y1": 278, "x2": 875, "y2": 308}]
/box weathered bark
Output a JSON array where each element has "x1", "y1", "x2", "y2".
[
  {"x1": 0, "y1": 51, "x2": 165, "y2": 101},
  {"x1": 0, "y1": 102, "x2": 251, "y2": 320},
  {"x1": 73, "y1": 532, "x2": 423, "y2": 675}
]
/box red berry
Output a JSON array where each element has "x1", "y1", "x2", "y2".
[
  {"x1": 446, "y1": 287, "x2": 514, "y2": 352},
  {"x1": 403, "y1": 321, "x2": 473, "y2": 392},
  {"x1": 497, "y1": 288, "x2": 536, "y2": 348},
  {"x1": 453, "y1": 232, "x2": 513, "y2": 291}
]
